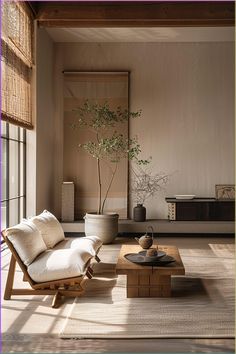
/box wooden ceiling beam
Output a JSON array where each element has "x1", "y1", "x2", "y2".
[{"x1": 35, "y1": 1, "x2": 235, "y2": 28}]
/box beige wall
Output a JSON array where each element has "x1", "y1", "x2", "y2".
[
  {"x1": 53, "y1": 41, "x2": 234, "y2": 219},
  {"x1": 34, "y1": 28, "x2": 55, "y2": 214}
]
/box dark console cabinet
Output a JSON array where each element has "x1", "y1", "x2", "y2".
[{"x1": 166, "y1": 198, "x2": 235, "y2": 221}]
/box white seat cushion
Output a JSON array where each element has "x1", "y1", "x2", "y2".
[
  {"x1": 5, "y1": 220, "x2": 47, "y2": 266},
  {"x1": 28, "y1": 248, "x2": 88, "y2": 283},
  {"x1": 55, "y1": 236, "x2": 102, "y2": 256},
  {"x1": 30, "y1": 210, "x2": 65, "y2": 249}
]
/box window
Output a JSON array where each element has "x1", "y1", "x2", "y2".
[
  {"x1": 1, "y1": 1, "x2": 34, "y2": 129},
  {"x1": 1, "y1": 121, "x2": 26, "y2": 229},
  {"x1": 1, "y1": 1, "x2": 33, "y2": 232}
]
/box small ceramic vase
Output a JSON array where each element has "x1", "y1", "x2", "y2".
[{"x1": 133, "y1": 204, "x2": 146, "y2": 222}]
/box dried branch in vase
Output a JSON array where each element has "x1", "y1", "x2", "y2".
[{"x1": 131, "y1": 165, "x2": 169, "y2": 205}]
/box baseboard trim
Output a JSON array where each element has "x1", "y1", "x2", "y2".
[
  {"x1": 62, "y1": 219, "x2": 235, "y2": 234},
  {"x1": 64, "y1": 232, "x2": 234, "y2": 238}
]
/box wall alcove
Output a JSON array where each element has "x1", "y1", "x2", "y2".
[{"x1": 63, "y1": 71, "x2": 129, "y2": 219}]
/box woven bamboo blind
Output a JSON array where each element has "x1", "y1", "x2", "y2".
[{"x1": 1, "y1": 1, "x2": 34, "y2": 129}]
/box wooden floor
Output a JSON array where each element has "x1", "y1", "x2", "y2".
[
  {"x1": 1, "y1": 235, "x2": 235, "y2": 353},
  {"x1": 2, "y1": 334, "x2": 234, "y2": 353}
]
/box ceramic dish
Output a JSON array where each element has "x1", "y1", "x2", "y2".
[
  {"x1": 124, "y1": 253, "x2": 175, "y2": 266},
  {"x1": 174, "y1": 195, "x2": 195, "y2": 199},
  {"x1": 138, "y1": 250, "x2": 166, "y2": 260}
]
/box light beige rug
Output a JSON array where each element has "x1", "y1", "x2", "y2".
[{"x1": 60, "y1": 244, "x2": 235, "y2": 339}]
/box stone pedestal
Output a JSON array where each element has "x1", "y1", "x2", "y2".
[{"x1": 61, "y1": 182, "x2": 74, "y2": 222}]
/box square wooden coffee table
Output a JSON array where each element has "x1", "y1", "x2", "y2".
[{"x1": 116, "y1": 244, "x2": 185, "y2": 298}]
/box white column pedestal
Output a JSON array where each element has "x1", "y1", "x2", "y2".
[{"x1": 61, "y1": 182, "x2": 74, "y2": 221}]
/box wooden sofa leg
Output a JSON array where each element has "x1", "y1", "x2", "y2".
[
  {"x1": 86, "y1": 268, "x2": 93, "y2": 279},
  {"x1": 4, "y1": 255, "x2": 16, "y2": 300},
  {"x1": 95, "y1": 255, "x2": 101, "y2": 263},
  {"x1": 88, "y1": 266, "x2": 93, "y2": 275},
  {"x1": 52, "y1": 291, "x2": 63, "y2": 308},
  {"x1": 23, "y1": 274, "x2": 28, "y2": 282}
]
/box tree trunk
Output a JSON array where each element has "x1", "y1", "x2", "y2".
[{"x1": 97, "y1": 158, "x2": 102, "y2": 214}]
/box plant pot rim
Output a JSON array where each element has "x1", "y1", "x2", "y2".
[{"x1": 84, "y1": 212, "x2": 119, "y2": 219}]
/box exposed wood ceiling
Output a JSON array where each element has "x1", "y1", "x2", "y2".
[
  {"x1": 31, "y1": 2, "x2": 235, "y2": 28},
  {"x1": 46, "y1": 27, "x2": 234, "y2": 43}
]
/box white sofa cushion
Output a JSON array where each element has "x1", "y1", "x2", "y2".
[
  {"x1": 55, "y1": 236, "x2": 102, "y2": 256},
  {"x1": 30, "y1": 210, "x2": 65, "y2": 249},
  {"x1": 5, "y1": 220, "x2": 47, "y2": 266},
  {"x1": 28, "y1": 248, "x2": 88, "y2": 283}
]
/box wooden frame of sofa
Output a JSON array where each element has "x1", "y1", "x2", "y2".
[{"x1": 2, "y1": 230, "x2": 101, "y2": 308}]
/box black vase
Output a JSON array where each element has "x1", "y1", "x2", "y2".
[{"x1": 133, "y1": 204, "x2": 146, "y2": 222}]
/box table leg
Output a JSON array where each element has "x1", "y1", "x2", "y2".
[
  {"x1": 150, "y1": 274, "x2": 171, "y2": 297},
  {"x1": 126, "y1": 271, "x2": 171, "y2": 298}
]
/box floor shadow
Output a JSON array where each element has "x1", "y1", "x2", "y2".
[
  {"x1": 171, "y1": 277, "x2": 208, "y2": 297},
  {"x1": 82, "y1": 276, "x2": 120, "y2": 304},
  {"x1": 92, "y1": 262, "x2": 117, "y2": 276}
]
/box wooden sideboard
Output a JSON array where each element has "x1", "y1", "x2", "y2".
[{"x1": 165, "y1": 198, "x2": 235, "y2": 221}]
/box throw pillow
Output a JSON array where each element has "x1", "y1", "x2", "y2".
[
  {"x1": 5, "y1": 220, "x2": 47, "y2": 266},
  {"x1": 30, "y1": 210, "x2": 65, "y2": 248}
]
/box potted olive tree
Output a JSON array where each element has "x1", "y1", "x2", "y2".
[{"x1": 73, "y1": 100, "x2": 149, "y2": 244}]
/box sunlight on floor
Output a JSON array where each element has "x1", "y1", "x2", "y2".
[{"x1": 1, "y1": 236, "x2": 234, "y2": 336}]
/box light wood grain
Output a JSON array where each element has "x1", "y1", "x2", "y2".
[
  {"x1": 116, "y1": 244, "x2": 185, "y2": 297},
  {"x1": 4, "y1": 255, "x2": 16, "y2": 300},
  {"x1": 116, "y1": 244, "x2": 185, "y2": 274},
  {"x1": 1, "y1": 230, "x2": 99, "y2": 308},
  {"x1": 2, "y1": 235, "x2": 234, "y2": 353},
  {"x1": 36, "y1": 2, "x2": 235, "y2": 27},
  {"x1": 2, "y1": 334, "x2": 234, "y2": 353}
]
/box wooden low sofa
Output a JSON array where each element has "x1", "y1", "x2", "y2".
[{"x1": 2, "y1": 210, "x2": 102, "y2": 308}]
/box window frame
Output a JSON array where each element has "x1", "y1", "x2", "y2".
[{"x1": 1, "y1": 122, "x2": 26, "y2": 229}]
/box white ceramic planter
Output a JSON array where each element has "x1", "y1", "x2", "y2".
[{"x1": 84, "y1": 213, "x2": 119, "y2": 244}]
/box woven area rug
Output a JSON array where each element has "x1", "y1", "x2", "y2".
[{"x1": 60, "y1": 244, "x2": 235, "y2": 339}]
